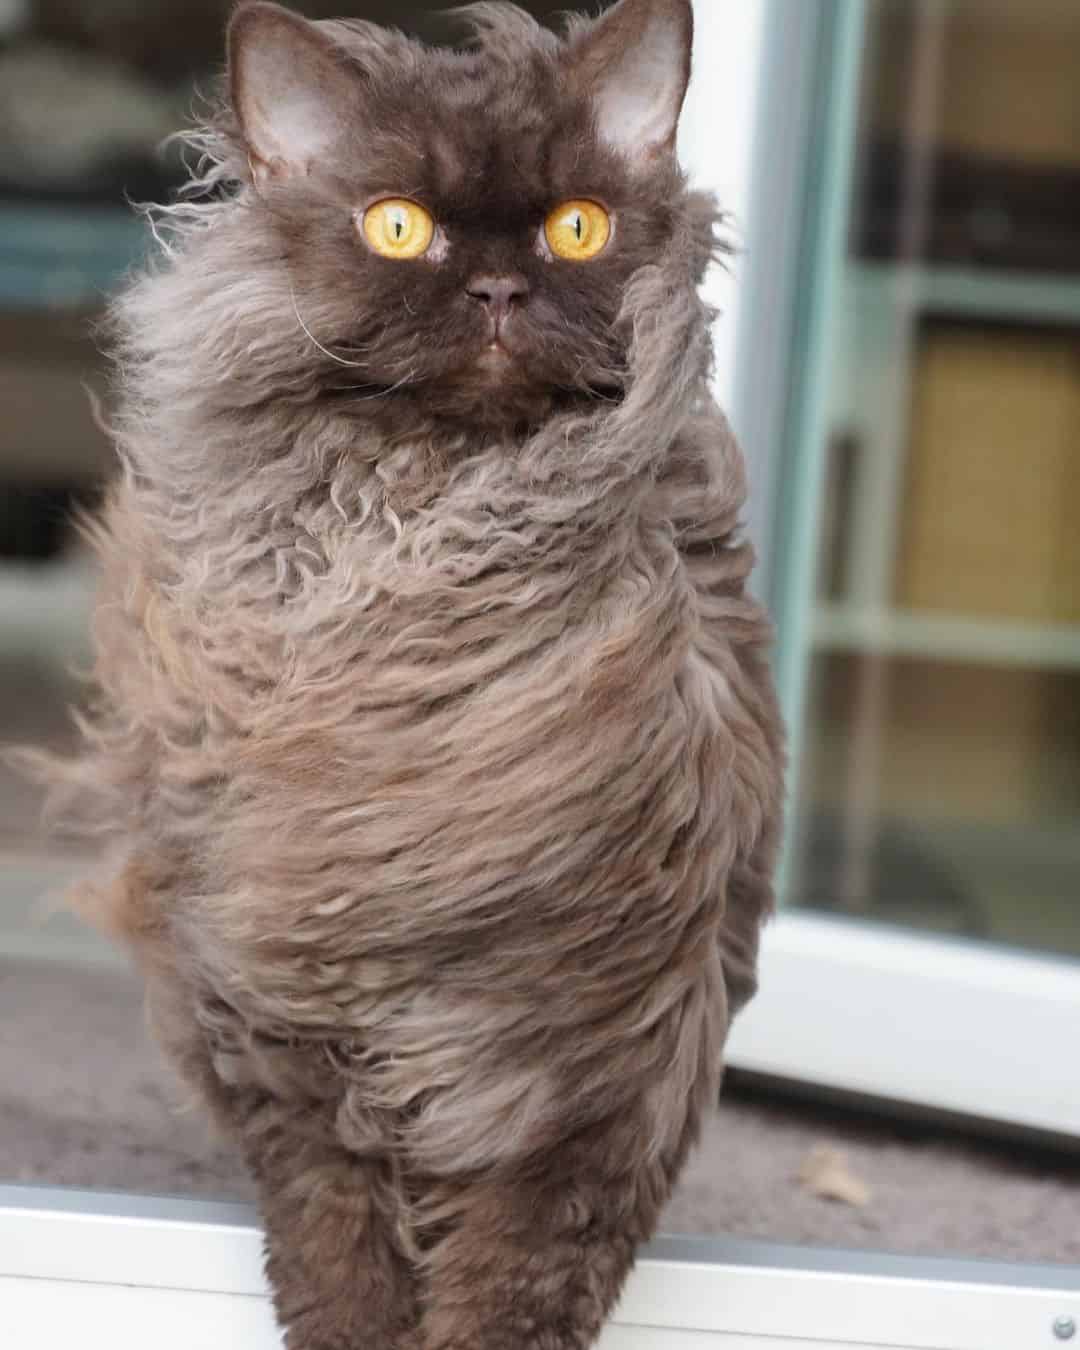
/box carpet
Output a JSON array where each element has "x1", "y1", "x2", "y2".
[{"x1": 1, "y1": 957, "x2": 1077, "y2": 1267}]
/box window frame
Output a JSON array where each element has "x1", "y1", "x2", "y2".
[{"x1": 3, "y1": 1186, "x2": 1078, "y2": 1350}]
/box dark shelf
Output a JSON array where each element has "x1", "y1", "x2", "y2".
[{"x1": 854, "y1": 140, "x2": 1080, "y2": 276}]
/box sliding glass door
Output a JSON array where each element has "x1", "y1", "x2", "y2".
[{"x1": 727, "y1": 0, "x2": 1080, "y2": 1137}]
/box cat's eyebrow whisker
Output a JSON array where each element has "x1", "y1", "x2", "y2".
[{"x1": 290, "y1": 288, "x2": 367, "y2": 368}]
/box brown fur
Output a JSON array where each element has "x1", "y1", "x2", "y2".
[{"x1": 33, "y1": 2, "x2": 785, "y2": 1346}]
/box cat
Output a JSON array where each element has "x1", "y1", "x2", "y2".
[{"x1": 44, "y1": 1, "x2": 785, "y2": 1346}]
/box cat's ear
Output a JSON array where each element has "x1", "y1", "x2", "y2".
[
  {"x1": 228, "y1": 2, "x2": 362, "y2": 187},
  {"x1": 567, "y1": 0, "x2": 693, "y2": 163}
]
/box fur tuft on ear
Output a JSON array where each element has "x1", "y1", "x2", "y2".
[
  {"x1": 568, "y1": 0, "x2": 693, "y2": 164},
  {"x1": 228, "y1": 1, "x2": 362, "y2": 185}
]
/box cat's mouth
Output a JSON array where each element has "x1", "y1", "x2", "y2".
[
  {"x1": 470, "y1": 337, "x2": 626, "y2": 408},
  {"x1": 473, "y1": 338, "x2": 518, "y2": 379}
]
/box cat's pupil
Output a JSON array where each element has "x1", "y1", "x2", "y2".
[{"x1": 573, "y1": 213, "x2": 583, "y2": 240}]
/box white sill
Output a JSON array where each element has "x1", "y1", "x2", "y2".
[
  {"x1": 2, "y1": 1186, "x2": 1077, "y2": 1350},
  {"x1": 726, "y1": 911, "x2": 1080, "y2": 1139}
]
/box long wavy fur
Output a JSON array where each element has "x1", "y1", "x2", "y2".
[{"x1": 34, "y1": 3, "x2": 785, "y2": 1344}]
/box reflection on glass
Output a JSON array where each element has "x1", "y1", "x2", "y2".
[
  {"x1": 0, "y1": 0, "x2": 236, "y2": 1199},
  {"x1": 788, "y1": 0, "x2": 1080, "y2": 959}
]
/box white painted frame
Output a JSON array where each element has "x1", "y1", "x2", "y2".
[
  {"x1": 726, "y1": 912, "x2": 1080, "y2": 1138},
  {"x1": 679, "y1": 0, "x2": 770, "y2": 426},
  {"x1": 3, "y1": 1187, "x2": 1079, "y2": 1350}
]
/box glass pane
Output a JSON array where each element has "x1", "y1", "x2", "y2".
[
  {"x1": 0, "y1": 0, "x2": 581, "y2": 1201},
  {"x1": 1, "y1": 0, "x2": 245, "y2": 1200},
  {"x1": 786, "y1": 0, "x2": 1080, "y2": 959}
]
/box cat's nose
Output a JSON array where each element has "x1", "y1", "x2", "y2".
[{"x1": 466, "y1": 274, "x2": 530, "y2": 331}]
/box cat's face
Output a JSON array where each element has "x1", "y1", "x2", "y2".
[{"x1": 228, "y1": 0, "x2": 694, "y2": 434}]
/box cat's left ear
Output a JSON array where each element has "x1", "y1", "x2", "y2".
[
  {"x1": 228, "y1": 1, "x2": 363, "y2": 187},
  {"x1": 567, "y1": 0, "x2": 693, "y2": 164}
]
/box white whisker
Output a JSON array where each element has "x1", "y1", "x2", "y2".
[
  {"x1": 337, "y1": 370, "x2": 419, "y2": 400},
  {"x1": 291, "y1": 288, "x2": 366, "y2": 368},
  {"x1": 345, "y1": 369, "x2": 418, "y2": 399}
]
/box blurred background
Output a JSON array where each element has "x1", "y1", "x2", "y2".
[
  {"x1": 788, "y1": 0, "x2": 1080, "y2": 958},
  {"x1": 0, "y1": 0, "x2": 1077, "y2": 1261}
]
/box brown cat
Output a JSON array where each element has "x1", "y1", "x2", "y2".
[{"x1": 45, "y1": 1, "x2": 785, "y2": 1346}]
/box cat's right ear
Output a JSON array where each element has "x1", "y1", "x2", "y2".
[{"x1": 228, "y1": 2, "x2": 361, "y2": 188}]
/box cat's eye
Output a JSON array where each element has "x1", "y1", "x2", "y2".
[
  {"x1": 361, "y1": 198, "x2": 435, "y2": 260},
  {"x1": 543, "y1": 200, "x2": 611, "y2": 262}
]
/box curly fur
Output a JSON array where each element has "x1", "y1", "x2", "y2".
[{"x1": 35, "y1": 3, "x2": 785, "y2": 1347}]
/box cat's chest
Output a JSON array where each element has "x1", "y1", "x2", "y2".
[{"x1": 281, "y1": 495, "x2": 646, "y2": 643}]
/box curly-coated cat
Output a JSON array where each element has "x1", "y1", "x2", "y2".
[{"x1": 44, "y1": 2, "x2": 785, "y2": 1346}]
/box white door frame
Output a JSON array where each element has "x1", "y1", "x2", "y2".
[{"x1": 3, "y1": 1186, "x2": 1078, "y2": 1350}]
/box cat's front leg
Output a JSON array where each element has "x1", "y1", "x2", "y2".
[
  {"x1": 243, "y1": 1111, "x2": 420, "y2": 1350},
  {"x1": 416, "y1": 1097, "x2": 697, "y2": 1350},
  {"x1": 146, "y1": 952, "x2": 420, "y2": 1348}
]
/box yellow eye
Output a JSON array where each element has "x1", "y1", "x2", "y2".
[
  {"x1": 544, "y1": 199, "x2": 611, "y2": 262},
  {"x1": 361, "y1": 198, "x2": 435, "y2": 260}
]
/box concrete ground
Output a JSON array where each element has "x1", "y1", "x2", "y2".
[{"x1": 2, "y1": 954, "x2": 1078, "y2": 1267}]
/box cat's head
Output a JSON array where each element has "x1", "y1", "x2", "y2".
[{"x1": 220, "y1": 0, "x2": 700, "y2": 437}]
